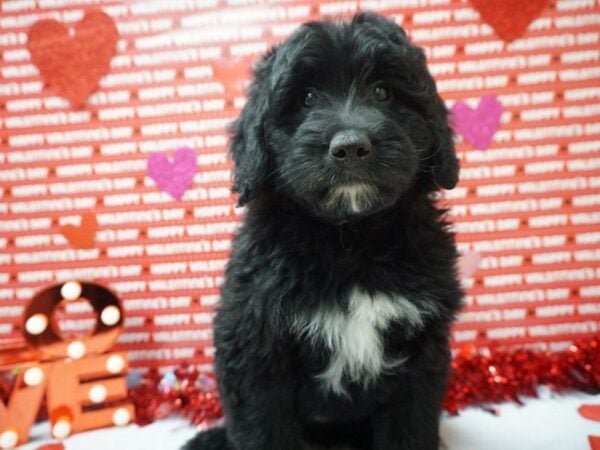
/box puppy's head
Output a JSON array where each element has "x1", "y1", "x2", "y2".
[{"x1": 231, "y1": 13, "x2": 459, "y2": 220}]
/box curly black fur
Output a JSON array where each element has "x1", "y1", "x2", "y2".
[{"x1": 183, "y1": 12, "x2": 462, "y2": 450}]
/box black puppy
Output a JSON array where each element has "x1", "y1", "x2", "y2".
[{"x1": 184, "y1": 12, "x2": 462, "y2": 450}]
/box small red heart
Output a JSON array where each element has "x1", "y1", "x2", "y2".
[
  {"x1": 60, "y1": 213, "x2": 98, "y2": 249},
  {"x1": 27, "y1": 10, "x2": 119, "y2": 107},
  {"x1": 212, "y1": 57, "x2": 252, "y2": 93},
  {"x1": 579, "y1": 404, "x2": 600, "y2": 422},
  {"x1": 469, "y1": 0, "x2": 550, "y2": 42},
  {"x1": 589, "y1": 436, "x2": 600, "y2": 450},
  {"x1": 36, "y1": 443, "x2": 65, "y2": 450}
]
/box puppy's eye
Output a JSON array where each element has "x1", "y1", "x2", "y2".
[
  {"x1": 303, "y1": 89, "x2": 317, "y2": 108},
  {"x1": 373, "y1": 84, "x2": 391, "y2": 102}
]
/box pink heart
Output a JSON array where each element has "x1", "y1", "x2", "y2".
[
  {"x1": 451, "y1": 95, "x2": 502, "y2": 150},
  {"x1": 147, "y1": 147, "x2": 197, "y2": 200},
  {"x1": 457, "y1": 251, "x2": 482, "y2": 279}
]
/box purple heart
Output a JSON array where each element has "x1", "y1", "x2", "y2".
[
  {"x1": 450, "y1": 95, "x2": 502, "y2": 150},
  {"x1": 147, "y1": 147, "x2": 197, "y2": 200}
]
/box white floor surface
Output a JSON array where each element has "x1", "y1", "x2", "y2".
[{"x1": 20, "y1": 390, "x2": 599, "y2": 450}]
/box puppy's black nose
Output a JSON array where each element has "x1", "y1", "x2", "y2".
[{"x1": 329, "y1": 130, "x2": 373, "y2": 162}]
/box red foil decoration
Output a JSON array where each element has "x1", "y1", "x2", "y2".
[
  {"x1": 444, "y1": 334, "x2": 600, "y2": 415},
  {"x1": 129, "y1": 366, "x2": 222, "y2": 427},
  {"x1": 128, "y1": 335, "x2": 600, "y2": 426}
]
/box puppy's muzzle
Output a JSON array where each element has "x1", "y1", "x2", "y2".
[{"x1": 329, "y1": 129, "x2": 373, "y2": 165}]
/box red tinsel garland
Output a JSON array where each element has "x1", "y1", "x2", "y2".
[
  {"x1": 128, "y1": 334, "x2": 600, "y2": 425},
  {"x1": 444, "y1": 334, "x2": 600, "y2": 414},
  {"x1": 128, "y1": 366, "x2": 222, "y2": 426}
]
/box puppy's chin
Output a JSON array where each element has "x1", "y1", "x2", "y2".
[
  {"x1": 305, "y1": 182, "x2": 402, "y2": 222},
  {"x1": 324, "y1": 183, "x2": 379, "y2": 216}
]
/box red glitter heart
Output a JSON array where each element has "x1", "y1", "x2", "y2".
[
  {"x1": 27, "y1": 10, "x2": 119, "y2": 107},
  {"x1": 469, "y1": 0, "x2": 550, "y2": 42}
]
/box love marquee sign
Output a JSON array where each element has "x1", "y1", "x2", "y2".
[{"x1": 0, "y1": 281, "x2": 134, "y2": 448}]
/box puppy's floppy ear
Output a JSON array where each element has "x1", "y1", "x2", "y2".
[
  {"x1": 353, "y1": 13, "x2": 459, "y2": 191},
  {"x1": 230, "y1": 50, "x2": 276, "y2": 205},
  {"x1": 405, "y1": 43, "x2": 459, "y2": 191},
  {"x1": 425, "y1": 95, "x2": 460, "y2": 190}
]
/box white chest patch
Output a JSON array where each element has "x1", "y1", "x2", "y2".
[{"x1": 293, "y1": 288, "x2": 426, "y2": 395}]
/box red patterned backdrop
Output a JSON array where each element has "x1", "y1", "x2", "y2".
[{"x1": 0, "y1": 0, "x2": 599, "y2": 373}]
